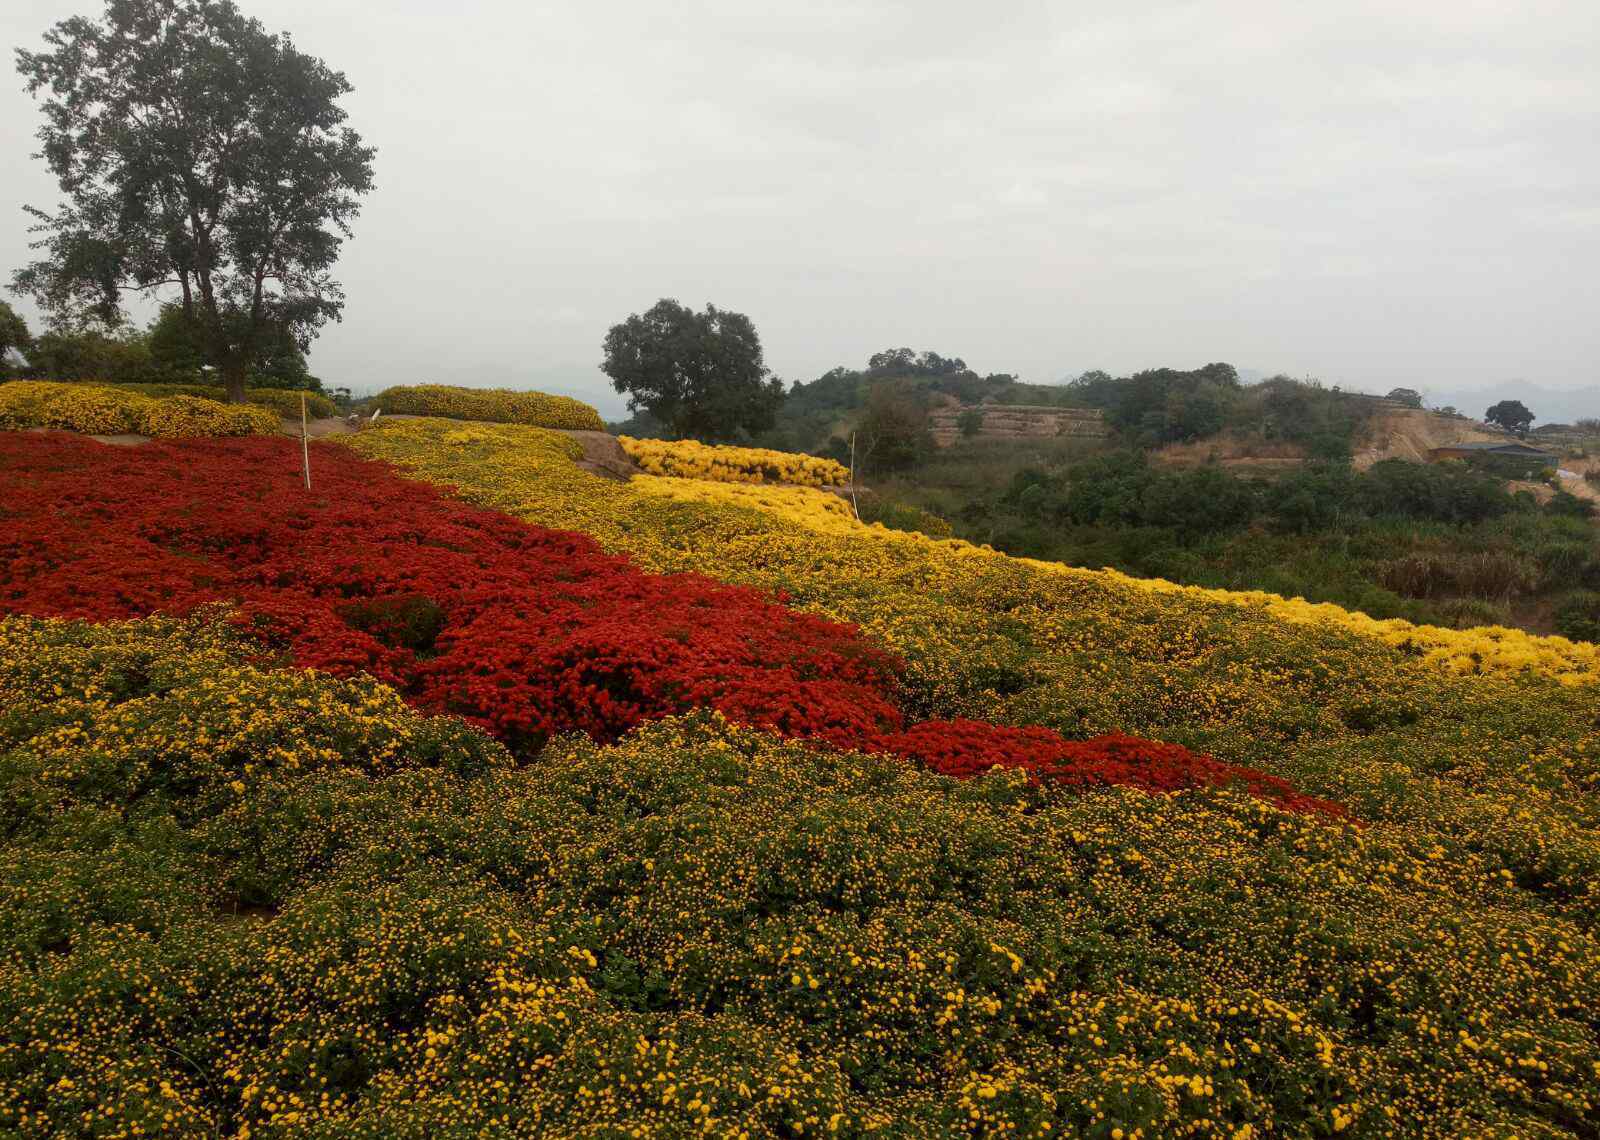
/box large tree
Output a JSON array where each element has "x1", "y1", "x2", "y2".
[
  {"x1": 11, "y1": 0, "x2": 374, "y2": 402},
  {"x1": 601, "y1": 299, "x2": 784, "y2": 441},
  {"x1": 1484, "y1": 399, "x2": 1534, "y2": 436}
]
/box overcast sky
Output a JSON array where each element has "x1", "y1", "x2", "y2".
[{"x1": 3, "y1": 0, "x2": 1597, "y2": 416}]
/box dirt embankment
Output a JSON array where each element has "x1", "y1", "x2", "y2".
[
  {"x1": 1151, "y1": 409, "x2": 1514, "y2": 472},
  {"x1": 1350, "y1": 409, "x2": 1504, "y2": 469}
]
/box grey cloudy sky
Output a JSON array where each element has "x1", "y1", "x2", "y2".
[{"x1": 3, "y1": 0, "x2": 1597, "y2": 416}]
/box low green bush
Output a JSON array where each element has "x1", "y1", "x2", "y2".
[{"x1": 1554, "y1": 590, "x2": 1600, "y2": 643}]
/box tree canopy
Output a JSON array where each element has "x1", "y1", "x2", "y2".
[
  {"x1": 1484, "y1": 399, "x2": 1535, "y2": 436},
  {"x1": 601, "y1": 299, "x2": 784, "y2": 441},
  {"x1": 11, "y1": 0, "x2": 374, "y2": 401}
]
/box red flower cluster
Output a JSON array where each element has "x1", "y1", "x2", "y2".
[
  {"x1": 0, "y1": 432, "x2": 1345, "y2": 818},
  {"x1": 872, "y1": 720, "x2": 1343, "y2": 816}
]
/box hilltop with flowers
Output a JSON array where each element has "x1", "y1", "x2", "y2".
[{"x1": 2, "y1": 381, "x2": 1600, "y2": 1138}]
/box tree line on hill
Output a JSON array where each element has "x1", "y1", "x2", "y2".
[{"x1": 0, "y1": 299, "x2": 324, "y2": 392}]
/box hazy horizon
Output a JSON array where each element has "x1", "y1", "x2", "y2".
[{"x1": 4, "y1": 0, "x2": 1597, "y2": 419}]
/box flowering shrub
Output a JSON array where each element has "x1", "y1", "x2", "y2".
[
  {"x1": 234, "y1": 386, "x2": 336, "y2": 419},
  {"x1": 97, "y1": 381, "x2": 338, "y2": 418},
  {"x1": 137, "y1": 394, "x2": 282, "y2": 437},
  {"x1": 372, "y1": 383, "x2": 604, "y2": 430},
  {"x1": 635, "y1": 472, "x2": 860, "y2": 525},
  {"x1": 620, "y1": 436, "x2": 851, "y2": 486},
  {"x1": 0, "y1": 431, "x2": 1330, "y2": 816},
  {"x1": 0, "y1": 380, "x2": 281, "y2": 437},
  {"x1": 0, "y1": 631, "x2": 1595, "y2": 1137},
  {"x1": 0, "y1": 380, "x2": 146, "y2": 433}
]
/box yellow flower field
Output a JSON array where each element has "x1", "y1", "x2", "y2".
[
  {"x1": 0, "y1": 380, "x2": 281, "y2": 437},
  {"x1": 621, "y1": 435, "x2": 852, "y2": 486}
]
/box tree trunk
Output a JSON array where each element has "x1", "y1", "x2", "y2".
[{"x1": 222, "y1": 360, "x2": 248, "y2": 404}]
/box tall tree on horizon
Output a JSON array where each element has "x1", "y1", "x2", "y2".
[
  {"x1": 1484, "y1": 398, "x2": 1535, "y2": 437},
  {"x1": 11, "y1": 0, "x2": 375, "y2": 402},
  {"x1": 602, "y1": 299, "x2": 784, "y2": 442}
]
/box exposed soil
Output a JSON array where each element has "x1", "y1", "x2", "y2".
[
  {"x1": 1351, "y1": 409, "x2": 1504, "y2": 469},
  {"x1": 1151, "y1": 433, "x2": 1307, "y2": 469},
  {"x1": 292, "y1": 415, "x2": 358, "y2": 438},
  {"x1": 560, "y1": 429, "x2": 640, "y2": 480}
]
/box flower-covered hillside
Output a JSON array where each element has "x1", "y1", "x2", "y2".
[
  {"x1": 620, "y1": 435, "x2": 852, "y2": 486},
  {"x1": 1, "y1": 617, "x2": 1597, "y2": 1136},
  {"x1": 3, "y1": 415, "x2": 1600, "y2": 1137},
  {"x1": 347, "y1": 419, "x2": 1600, "y2": 913}
]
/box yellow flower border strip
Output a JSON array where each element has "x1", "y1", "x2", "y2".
[
  {"x1": 1103, "y1": 572, "x2": 1600, "y2": 686},
  {"x1": 372, "y1": 384, "x2": 604, "y2": 431},
  {"x1": 640, "y1": 472, "x2": 1600, "y2": 686},
  {"x1": 620, "y1": 436, "x2": 851, "y2": 487},
  {"x1": 0, "y1": 380, "x2": 281, "y2": 437}
]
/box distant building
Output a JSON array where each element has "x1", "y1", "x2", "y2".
[{"x1": 1427, "y1": 440, "x2": 1557, "y2": 464}]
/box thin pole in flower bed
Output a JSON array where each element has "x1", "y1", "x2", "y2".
[
  {"x1": 300, "y1": 392, "x2": 311, "y2": 490},
  {"x1": 848, "y1": 431, "x2": 859, "y2": 519}
]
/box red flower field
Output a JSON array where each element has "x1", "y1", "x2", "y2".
[{"x1": 0, "y1": 431, "x2": 1345, "y2": 817}]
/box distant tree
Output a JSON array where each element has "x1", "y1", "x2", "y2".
[
  {"x1": 1484, "y1": 399, "x2": 1535, "y2": 436},
  {"x1": 22, "y1": 326, "x2": 158, "y2": 383},
  {"x1": 602, "y1": 299, "x2": 784, "y2": 441},
  {"x1": 0, "y1": 301, "x2": 32, "y2": 377},
  {"x1": 11, "y1": 0, "x2": 375, "y2": 401},
  {"x1": 1070, "y1": 362, "x2": 1240, "y2": 444},
  {"x1": 856, "y1": 384, "x2": 933, "y2": 472},
  {"x1": 957, "y1": 409, "x2": 985, "y2": 438},
  {"x1": 1386, "y1": 387, "x2": 1423, "y2": 408},
  {"x1": 865, "y1": 348, "x2": 968, "y2": 379}
]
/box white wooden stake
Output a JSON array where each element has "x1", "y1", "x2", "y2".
[
  {"x1": 848, "y1": 430, "x2": 859, "y2": 520},
  {"x1": 300, "y1": 392, "x2": 311, "y2": 490}
]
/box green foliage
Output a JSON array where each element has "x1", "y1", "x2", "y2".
[
  {"x1": 1066, "y1": 362, "x2": 1241, "y2": 443},
  {"x1": 12, "y1": 0, "x2": 374, "y2": 399},
  {"x1": 602, "y1": 298, "x2": 784, "y2": 442},
  {"x1": 1547, "y1": 490, "x2": 1596, "y2": 520},
  {"x1": 1554, "y1": 590, "x2": 1600, "y2": 642},
  {"x1": 20, "y1": 327, "x2": 167, "y2": 384},
  {"x1": 1461, "y1": 451, "x2": 1557, "y2": 482},
  {"x1": 0, "y1": 301, "x2": 31, "y2": 377},
  {"x1": 760, "y1": 349, "x2": 1084, "y2": 458},
  {"x1": 1358, "y1": 459, "x2": 1516, "y2": 524},
  {"x1": 882, "y1": 447, "x2": 1600, "y2": 632},
  {"x1": 1485, "y1": 399, "x2": 1535, "y2": 435},
  {"x1": 857, "y1": 383, "x2": 935, "y2": 473},
  {"x1": 856, "y1": 496, "x2": 953, "y2": 537},
  {"x1": 18, "y1": 316, "x2": 322, "y2": 391}
]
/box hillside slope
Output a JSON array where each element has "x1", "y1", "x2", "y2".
[
  {"x1": 1352, "y1": 408, "x2": 1507, "y2": 469},
  {"x1": 3, "y1": 417, "x2": 1600, "y2": 1136}
]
